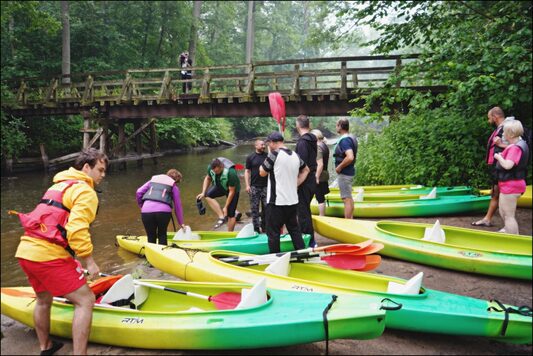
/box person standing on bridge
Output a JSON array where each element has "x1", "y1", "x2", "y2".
[
  {"x1": 333, "y1": 118, "x2": 358, "y2": 219},
  {"x1": 10, "y1": 148, "x2": 107, "y2": 355},
  {"x1": 136, "y1": 169, "x2": 187, "y2": 245},
  {"x1": 179, "y1": 51, "x2": 193, "y2": 93},
  {"x1": 197, "y1": 157, "x2": 242, "y2": 231}
]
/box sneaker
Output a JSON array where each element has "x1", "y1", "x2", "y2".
[{"x1": 235, "y1": 212, "x2": 243, "y2": 222}]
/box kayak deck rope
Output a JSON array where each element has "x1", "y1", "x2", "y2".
[
  {"x1": 379, "y1": 298, "x2": 403, "y2": 311},
  {"x1": 322, "y1": 294, "x2": 338, "y2": 356},
  {"x1": 488, "y1": 299, "x2": 532, "y2": 336}
]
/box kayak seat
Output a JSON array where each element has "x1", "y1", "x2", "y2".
[
  {"x1": 387, "y1": 272, "x2": 424, "y2": 295},
  {"x1": 173, "y1": 226, "x2": 200, "y2": 241},
  {"x1": 236, "y1": 223, "x2": 255, "y2": 238},
  {"x1": 422, "y1": 220, "x2": 446, "y2": 243},
  {"x1": 265, "y1": 253, "x2": 291, "y2": 276},
  {"x1": 236, "y1": 278, "x2": 268, "y2": 309},
  {"x1": 419, "y1": 187, "x2": 437, "y2": 200},
  {"x1": 98, "y1": 274, "x2": 148, "y2": 309}
]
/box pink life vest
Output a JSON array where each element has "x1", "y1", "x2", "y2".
[{"x1": 13, "y1": 180, "x2": 81, "y2": 248}]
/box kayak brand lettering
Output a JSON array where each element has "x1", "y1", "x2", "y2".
[
  {"x1": 458, "y1": 251, "x2": 482, "y2": 258},
  {"x1": 121, "y1": 317, "x2": 144, "y2": 324},
  {"x1": 291, "y1": 285, "x2": 313, "y2": 292}
]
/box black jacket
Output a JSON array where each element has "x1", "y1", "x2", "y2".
[{"x1": 295, "y1": 132, "x2": 318, "y2": 174}]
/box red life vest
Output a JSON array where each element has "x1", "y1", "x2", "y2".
[{"x1": 11, "y1": 180, "x2": 81, "y2": 248}]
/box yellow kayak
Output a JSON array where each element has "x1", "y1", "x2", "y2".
[{"x1": 480, "y1": 185, "x2": 532, "y2": 208}]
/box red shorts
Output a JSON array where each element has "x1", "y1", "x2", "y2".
[{"x1": 18, "y1": 258, "x2": 87, "y2": 297}]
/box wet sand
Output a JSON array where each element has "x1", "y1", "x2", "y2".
[{"x1": 2, "y1": 209, "x2": 532, "y2": 355}]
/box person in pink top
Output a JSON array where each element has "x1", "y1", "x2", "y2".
[
  {"x1": 136, "y1": 169, "x2": 186, "y2": 245},
  {"x1": 493, "y1": 120, "x2": 529, "y2": 234}
]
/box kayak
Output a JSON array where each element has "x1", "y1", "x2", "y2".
[
  {"x1": 480, "y1": 185, "x2": 532, "y2": 208},
  {"x1": 1, "y1": 279, "x2": 387, "y2": 349},
  {"x1": 312, "y1": 216, "x2": 532, "y2": 280},
  {"x1": 311, "y1": 195, "x2": 491, "y2": 218},
  {"x1": 143, "y1": 244, "x2": 532, "y2": 344},
  {"x1": 116, "y1": 232, "x2": 311, "y2": 256},
  {"x1": 330, "y1": 184, "x2": 423, "y2": 191},
  {"x1": 326, "y1": 186, "x2": 474, "y2": 200}
]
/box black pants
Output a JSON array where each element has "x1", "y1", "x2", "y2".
[
  {"x1": 141, "y1": 212, "x2": 171, "y2": 245},
  {"x1": 265, "y1": 203, "x2": 305, "y2": 253},
  {"x1": 181, "y1": 73, "x2": 192, "y2": 93},
  {"x1": 297, "y1": 176, "x2": 317, "y2": 245}
]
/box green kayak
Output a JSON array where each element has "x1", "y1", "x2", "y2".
[
  {"x1": 1, "y1": 279, "x2": 387, "y2": 349},
  {"x1": 116, "y1": 231, "x2": 311, "y2": 256},
  {"x1": 311, "y1": 194, "x2": 490, "y2": 218},
  {"x1": 143, "y1": 244, "x2": 533, "y2": 344},
  {"x1": 326, "y1": 186, "x2": 474, "y2": 200},
  {"x1": 312, "y1": 216, "x2": 532, "y2": 280}
]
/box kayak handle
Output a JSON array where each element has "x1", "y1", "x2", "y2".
[{"x1": 380, "y1": 297, "x2": 403, "y2": 311}]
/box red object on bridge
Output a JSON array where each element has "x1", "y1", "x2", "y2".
[{"x1": 268, "y1": 92, "x2": 286, "y2": 133}]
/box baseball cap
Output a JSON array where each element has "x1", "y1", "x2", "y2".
[{"x1": 266, "y1": 131, "x2": 284, "y2": 142}]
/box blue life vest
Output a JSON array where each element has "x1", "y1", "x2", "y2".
[{"x1": 142, "y1": 174, "x2": 175, "y2": 207}]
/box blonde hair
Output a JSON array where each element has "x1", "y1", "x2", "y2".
[
  {"x1": 167, "y1": 169, "x2": 183, "y2": 183},
  {"x1": 311, "y1": 129, "x2": 324, "y2": 140},
  {"x1": 503, "y1": 120, "x2": 524, "y2": 139}
]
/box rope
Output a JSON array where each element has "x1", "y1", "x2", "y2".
[
  {"x1": 322, "y1": 294, "x2": 338, "y2": 355},
  {"x1": 487, "y1": 299, "x2": 532, "y2": 336},
  {"x1": 379, "y1": 298, "x2": 403, "y2": 311}
]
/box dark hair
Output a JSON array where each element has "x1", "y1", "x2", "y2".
[
  {"x1": 210, "y1": 158, "x2": 223, "y2": 169},
  {"x1": 73, "y1": 148, "x2": 108, "y2": 170},
  {"x1": 489, "y1": 107, "x2": 505, "y2": 119},
  {"x1": 337, "y1": 118, "x2": 350, "y2": 131},
  {"x1": 167, "y1": 169, "x2": 183, "y2": 183},
  {"x1": 296, "y1": 115, "x2": 310, "y2": 129}
]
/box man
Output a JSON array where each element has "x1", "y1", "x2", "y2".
[
  {"x1": 197, "y1": 157, "x2": 241, "y2": 231},
  {"x1": 333, "y1": 118, "x2": 358, "y2": 219},
  {"x1": 295, "y1": 115, "x2": 318, "y2": 246},
  {"x1": 260, "y1": 132, "x2": 310, "y2": 253},
  {"x1": 245, "y1": 139, "x2": 268, "y2": 233},
  {"x1": 179, "y1": 51, "x2": 193, "y2": 93},
  {"x1": 12, "y1": 148, "x2": 107, "y2": 355},
  {"x1": 472, "y1": 107, "x2": 514, "y2": 227},
  {"x1": 311, "y1": 129, "x2": 330, "y2": 216}
]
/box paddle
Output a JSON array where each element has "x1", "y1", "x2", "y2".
[
  {"x1": 90, "y1": 271, "x2": 242, "y2": 310},
  {"x1": 268, "y1": 92, "x2": 286, "y2": 133},
  {"x1": 357, "y1": 255, "x2": 382, "y2": 272},
  {"x1": 234, "y1": 253, "x2": 370, "y2": 271}
]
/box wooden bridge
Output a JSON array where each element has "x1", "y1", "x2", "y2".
[{"x1": 2, "y1": 54, "x2": 446, "y2": 172}]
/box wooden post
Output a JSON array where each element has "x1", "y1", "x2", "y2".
[
  {"x1": 290, "y1": 64, "x2": 300, "y2": 100},
  {"x1": 39, "y1": 143, "x2": 49, "y2": 170},
  {"x1": 100, "y1": 121, "x2": 108, "y2": 155},
  {"x1": 150, "y1": 119, "x2": 158, "y2": 165},
  {"x1": 135, "y1": 121, "x2": 143, "y2": 167},
  {"x1": 352, "y1": 70, "x2": 359, "y2": 88},
  {"x1": 117, "y1": 121, "x2": 126, "y2": 170},
  {"x1": 395, "y1": 58, "x2": 402, "y2": 87},
  {"x1": 340, "y1": 61, "x2": 347, "y2": 100},
  {"x1": 5, "y1": 157, "x2": 13, "y2": 174},
  {"x1": 82, "y1": 114, "x2": 90, "y2": 149}
]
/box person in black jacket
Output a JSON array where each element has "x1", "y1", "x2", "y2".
[
  {"x1": 295, "y1": 115, "x2": 318, "y2": 247},
  {"x1": 179, "y1": 51, "x2": 193, "y2": 93}
]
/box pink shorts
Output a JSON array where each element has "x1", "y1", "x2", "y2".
[{"x1": 18, "y1": 258, "x2": 87, "y2": 297}]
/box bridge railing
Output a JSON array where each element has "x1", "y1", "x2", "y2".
[{"x1": 2, "y1": 54, "x2": 426, "y2": 109}]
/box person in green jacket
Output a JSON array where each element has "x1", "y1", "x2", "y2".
[{"x1": 197, "y1": 157, "x2": 241, "y2": 231}]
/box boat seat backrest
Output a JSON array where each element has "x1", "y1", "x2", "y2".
[
  {"x1": 386, "y1": 272, "x2": 423, "y2": 295},
  {"x1": 236, "y1": 223, "x2": 255, "y2": 238},
  {"x1": 354, "y1": 188, "x2": 364, "y2": 202},
  {"x1": 173, "y1": 226, "x2": 200, "y2": 241},
  {"x1": 265, "y1": 253, "x2": 291, "y2": 276},
  {"x1": 419, "y1": 187, "x2": 437, "y2": 200},
  {"x1": 422, "y1": 220, "x2": 446, "y2": 243},
  {"x1": 236, "y1": 278, "x2": 268, "y2": 309},
  {"x1": 99, "y1": 274, "x2": 135, "y2": 306}
]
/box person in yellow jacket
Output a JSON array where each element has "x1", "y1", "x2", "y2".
[{"x1": 14, "y1": 148, "x2": 108, "y2": 355}]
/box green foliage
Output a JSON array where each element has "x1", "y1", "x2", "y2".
[
  {"x1": 231, "y1": 117, "x2": 278, "y2": 139},
  {"x1": 1, "y1": 111, "x2": 29, "y2": 160},
  {"x1": 23, "y1": 116, "x2": 83, "y2": 157},
  {"x1": 156, "y1": 118, "x2": 226, "y2": 148},
  {"x1": 355, "y1": 108, "x2": 490, "y2": 187}
]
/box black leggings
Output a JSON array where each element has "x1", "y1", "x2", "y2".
[{"x1": 141, "y1": 212, "x2": 171, "y2": 245}]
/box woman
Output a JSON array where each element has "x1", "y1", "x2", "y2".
[
  {"x1": 136, "y1": 169, "x2": 186, "y2": 245},
  {"x1": 311, "y1": 129, "x2": 330, "y2": 216},
  {"x1": 493, "y1": 120, "x2": 529, "y2": 234}
]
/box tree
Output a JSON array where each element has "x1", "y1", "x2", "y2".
[
  {"x1": 60, "y1": 0, "x2": 70, "y2": 85},
  {"x1": 245, "y1": 1, "x2": 255, "y2": 65},
  {"x1": 188, "y1": 0, "x2": 202, "y2": 64}
]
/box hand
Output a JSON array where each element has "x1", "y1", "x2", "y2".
[
  {"x1": 222, "y1": 206, "x2": 228, "y2": 217},
  {"x1": 196, "y1": 193, "x2": 204, "y2": 200},
  {"x1": 493, "y1": 136, "x2": 501, "y2": 144},
  {"x1": 85, "y1": 260, "x2": 100, "y2": 280},
  {"x1": 316, "y1": 176, "x2": 320, "y2": 185},
  {"x1": 494, "y1": 153, "x2": 502, "y2": 160},
  {"x1": 246, "y1": 185, "x2": 251, "y2": 194},
  {"x1": 335, "y1": 166, "x2": 341, "y2": 174}
]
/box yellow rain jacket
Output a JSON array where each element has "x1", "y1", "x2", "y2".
[{"x1": 15, "y1": 167, "x2": 98, "y2": 262}]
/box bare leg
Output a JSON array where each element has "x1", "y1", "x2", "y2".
[
  {"x1": 34, "y1": 291, "x2": 54, "y2": 352},
  {"x1": 499, "y1": 193, "x2": 520, "y2": 234},
  {"x1": 318, "y1": 202, "x2": 326, "y2": 216},
  {"x1": 64, "y1": 284, "x2": 95, "y2": 355},
  {"x1": 227, "y1": 217, "x2": 236, "y2": 231},
  {"x1": 343, "y1": 197, "x2": 354, "y2": 219},
  {"x1": 205, "y1": 197, "x2": 224, "y2": 219}
]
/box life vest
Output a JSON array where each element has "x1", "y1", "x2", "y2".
[
  {"x1": 495, "y1": 140, "x2": 530, "y2": 181},
  {"x1": 10, "y1": 180, "x2": 81, "y2": 249},
  {"x1": 208, "y1": 157, "x2": 235, "y2": 191},
  {"x1": 333, "y1": 134, "x2": 358, "y2": 165},
  {"x1": 142, "y1": 174, "x2": 175, "y2": 207},
  {"x1": 319, "y1": 141, "x2": 330, "y2": 173}
]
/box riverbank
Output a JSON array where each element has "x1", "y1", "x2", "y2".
[{"x1": 2, "y1": 209, "x2": 532, "y2": 355}]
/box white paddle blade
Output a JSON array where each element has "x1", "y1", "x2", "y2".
[
  {"x1": 236, "y1": 278, "x2": 268, "y2": 309},
  {"x1": 265, "y1": 253, "x2": 291, "y2": 276},
  {"x1": 100, "y1": 274, "x2": 135, "y2": 304},
  {"x1": 422, "y1": 220, "x2": 446, "y2": 243},
  {"x1": 236, "y1": 223, "x2": 255, "y2": 238}
]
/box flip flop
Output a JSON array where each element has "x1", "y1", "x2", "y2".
[
  {"x1": 40, "y1": 340, "x2": 64, "y2": 355},
  {"x1": 471, "y1": 220, "x2": 493, "y2": 227},
  {"x1": 235, "y1": 212, "x2": 243, "y2": 222},
  {"x1": 213, "y1": 218, "x2": 226, "y2": 229}
]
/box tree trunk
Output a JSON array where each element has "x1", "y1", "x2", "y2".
[
  {"x1": 188, "y1": 1, "x2": 202, "y2": 64},
  {"x1": 61, "y1": 1, "x2": 71, "y2": 85},
  {"x1": 245, "y1": 1, "x2": 256, "y2": 66}
]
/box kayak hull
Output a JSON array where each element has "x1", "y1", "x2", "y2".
[
  {"x1": 480, "y1": 185, "x2": 532, "y2": 209},
  {"x1": 143, "y1": 245, "x2": 532, "y2": 344},
  {"x1": 328, "y1": 186, "x2": 474, "y2": 198},
  {"x1": 116, "y1": 232, "x2": 311, "y2": 256},
  {"x1": 312, "y1": 216, "x2": 532, "y2": 280},
  {"x1": 311, "y1": 195, "x2": 491, "y2": 218},
  {"x1": 1, "y1": 281, "x2": 386, "y2": 349}
]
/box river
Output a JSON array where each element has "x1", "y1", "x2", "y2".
[{"x1": 0, "y1": 144, "x2": 273, "y2": 286}]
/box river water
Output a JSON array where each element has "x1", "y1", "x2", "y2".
[{"x1": 0, "y1": 144, "x2": 272, "y2": 286}]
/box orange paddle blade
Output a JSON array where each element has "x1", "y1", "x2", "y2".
[{"x1": 357, "y1": 255, "x2": 382, "y2": 271}]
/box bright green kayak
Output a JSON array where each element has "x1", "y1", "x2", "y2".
[
  {"x1": 312, "y1": 216, "x2": 532, "y2": 279},
  {"x1": 1, "y1": 279, "x2": 387, "y2": 349},
  {"x1": 116, "y1": 231, "x2": 311, "y2": 256},
  {"x1": 143, "y1": 244, "x2": 533, "y2": 344},
  {"x1": 326, "y1": 186, "x2": 474, "y2": 200},
  {"x1": 311, "y1": 194, "x2": 491, "y2": 218}
]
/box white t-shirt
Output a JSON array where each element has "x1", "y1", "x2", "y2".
[{"x1": 261, "y1": 148, "x2": 305, "y2": 206}]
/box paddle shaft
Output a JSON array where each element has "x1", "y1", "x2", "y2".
[{"x1": 133, "y1": 280, "x2": 210, "y2": 301}]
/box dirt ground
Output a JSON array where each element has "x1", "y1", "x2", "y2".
[{"x1": 2, "y1": 209, "x2": 532, "y2": 355}]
